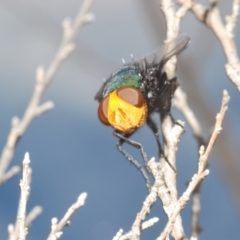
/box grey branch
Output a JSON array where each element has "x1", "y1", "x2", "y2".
[
  {"x1": 158, "y1": 90, "x2": 230, "y2": 240},
  {"x1": 0, "y1": 0, "x2": 95, "y2": 185},
  {"x1": 47, "y1": 193, "x2": 88, "y2": 240},
  {"x1": 178, "y1": 0, "x2": 240, "y2": 91},
  {"x1": 8, "y1": 153, "x2": 38, "y2": 240},
  {"x1": 159, "y1": 0, "x2": 191, "y2": 238}
]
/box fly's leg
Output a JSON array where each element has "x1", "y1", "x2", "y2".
[
  {"x1": 146, "y1": 116, "x2": 176, "y2": 173},
  {"x1": 146, "y1": 117, "x2": 163, "y2": 157},
  {"x1": 114, "y1": 131, "x2": 151, "y2": 191},
  {"x1": 115, "y1": 131, "x2": 149, "y2": 169}
]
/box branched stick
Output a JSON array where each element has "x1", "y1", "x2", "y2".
[
  {"x1": 178, "y1": 0, "x2": 240, "y2": 91},
  {"x1": 47, "y1": 193, "x2": 88, "y2": 240},
  {"x1": 157, "y1": 90, "x2": 230, "y2": 240},
  {"x1": 129, "y1": 158, "x2": 162, "y2": 239},
  {"x1": 0, "y1": 0, "x2": 95, "y2": 185},
  {"x1": 173, "y1": 1, "x2": 238, "y2": 236},
  {"x1": 159, "y1": 0, "x2": 191, "y2": 238},
  {"x1": 198, "y1": 90, "x2": 230, "y2": 172},
  {"x1": 160, "y1": 120, "x2": 186, "y2": 239},
  {"x1": 8, "y1": 153, "x2": 40, "y2": 240},
  {"x1": 113, "y1": 217, "x2": 159, "y2": 240},
  {"x1": 112, "y1": 158, "x2": 161, "y2": 240},
  {"x1": 112, "y1": 137, "x2": 184, "y2": 240},
  {"x1": 173, "y1": 87, "x2": 206, "y2": 237},
  {"x1": 126, "y1": 120, "x2": 185, "y2": 240}
]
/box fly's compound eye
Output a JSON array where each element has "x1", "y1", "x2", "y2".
[
  {"x1": 116, "y1": 87, "x2": 145, "y2": 108},
  {"x1": 98, "y1": 95, "x2": 110, "y2": 124},
  {"x1": 98, "y1": 87, "x2": 147, "y2": 133}
]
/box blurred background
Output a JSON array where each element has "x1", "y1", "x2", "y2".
[{"x1": 0, "y1": 0, "x2": 239, "y2": 239}]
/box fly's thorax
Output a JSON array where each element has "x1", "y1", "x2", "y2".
[
  {"x1": 102, "y1": 66, "x2": 142, "y2": 98},
  {"x1": 137, "y1": 70, "x2": 160, "y2": 110}
]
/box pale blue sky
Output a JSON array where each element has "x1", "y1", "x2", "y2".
[{"x1": 0, "y1": 0, "x2": 239, "y2": 239}]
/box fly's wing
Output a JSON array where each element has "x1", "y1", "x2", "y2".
[
  {"x1": 138, "y1": 35, "x2": 190, "y2": 71},
  {"x1": 95, "y1": 35, "x2": 190, "y2": 102}
]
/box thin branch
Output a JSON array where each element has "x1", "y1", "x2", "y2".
[
  {"x1": 25, "y1": 206, "x2": 43, "y2": 228},
  {"x1": 191, "y1": 189, "x2": 202, "y2": 238},
  {"x1": 173, "y1": 87, "x2": 205, "y2": 237},
  {"x1": 159, "y1": 120, "x2": 186, "y2": 240},
  {"x1": 158, "y1": 90, "x2": 230, "y2": 240},
  {"x1": 225, "y1": 0, "x2": 240, "y2": 37},
  {"x1": 8, "y1": 153, "x2": 32, "y2": 240},
  {"x1": 47, "y1": 193, "x2": 88, "y2": 240},
  {"x1": 173, "y1": 87, "x2": 206, "y2": 146},
  {"x1": 114, "y1": 217, "x2": 159, "y2": 240},
  {"x1": 158, "y1": 169, "x2": 210, "y2": 240},
  {"x1": 18, "y1": 153, "x2": 31, "y2": 240},
  {"x1": 112, "y1": 156, "x2": 176, "y2": 240},
  {"x1": 141, "y1": 217, "x2": 159, "y2": 230},
  {"x1": 159, "y1": 1, "x2": 191, "y2": 238},
  {"x1": 112, "y1": 158, "x2": 161, "y2": 240},
  {"x1": 127, "y1": 120, "x2": 183, "y2": 240},
  {"x1": 113, "y1": 229, "x2": 124, "y2": 240},
  {"x1": 198, "y1": 90, "x2": 230, "y2": 173},
  {"x1": 130, "y1": 161, "x2": 159, "y2": 239},
  {"x1": 0, "y1": 0, "x2": 95, "y2": 185},
  {"x1": 178, "y1": 0, "x2": 240, "y2": 91}
]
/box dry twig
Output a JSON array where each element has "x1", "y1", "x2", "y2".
[
  {"x1": 159, "y1": 0, "x2": 191, "y2": 238},
  {"x1": 0, "y1": 0, "x2": 95, "y2": 185},
  {"x1": 7, "y1": 153, "x2": 41, "y2": 240},
  {"x1": 47, "y1": 193, "x2": 88, "y2": 240},
  {"x1": 178, "y1": 0, "x2": 240, "y2": 91},
  {"x1": 158, "y1": 90, "x2": 230, "y2": 240}
]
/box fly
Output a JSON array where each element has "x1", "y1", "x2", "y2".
[{"x1": 95, "y1": 35, "x2": 190, "y2": 189}]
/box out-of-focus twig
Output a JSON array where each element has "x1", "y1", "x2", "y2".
[
  {"x1": 178, "y1": 0, "x2": 240, "y2": 91},
  {"x1": 173, "y1": 83, "x2": 206, "y2": 238},
  {"x1": 25, "y1": 206, "x2": 43, "y2": 228},
  {"x1": 173, "y1": 87, "x2": 206, "y2": 146},
  {"x1": 0, "y1": 0, "x2": 95, "y2": 185},
  {"x1": 174, "y1": 0, "x2": 239, "y2": 236}
]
